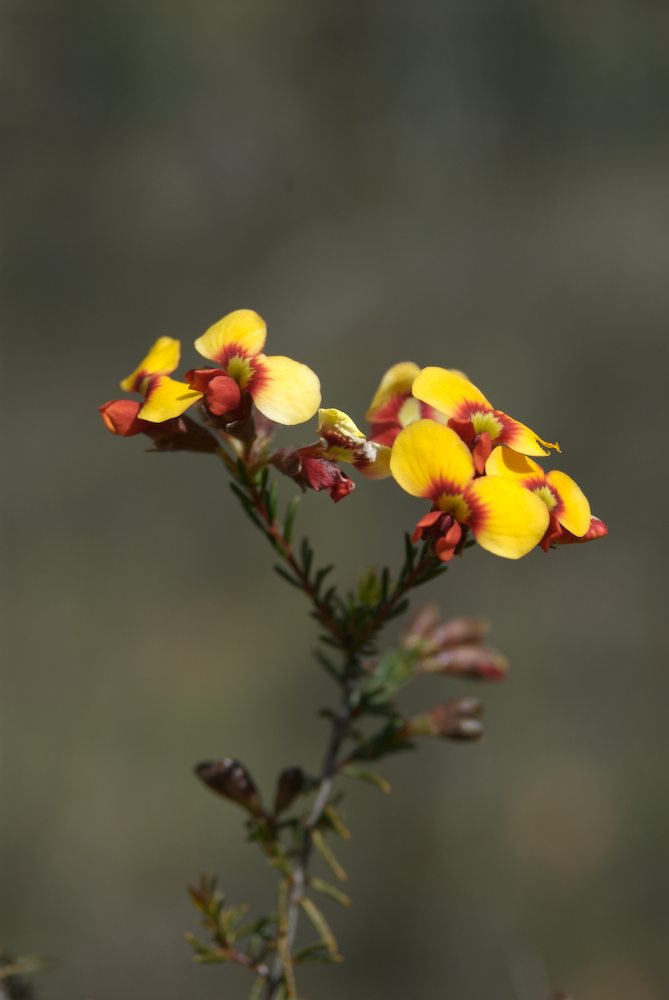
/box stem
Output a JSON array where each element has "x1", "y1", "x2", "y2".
[
  {"x1": 265, "y1": 686, "x2": 353, "y2": 999},
  {"x1": 217, "y1": 451, "x2": 441, "y2": 995}
]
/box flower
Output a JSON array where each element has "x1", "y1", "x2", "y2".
[
  {"x1": 119, "y1": 337, "x2": 203, "y2": 422},
  {"x1": 99, "y1": 399, "x2": 218, "y2": 452},
  {"x1": 390, "y1": 419, "x2": 550, "y2": 560},
  {"x1": 365, "y1": 362, "x2": 446, "y2": 446},
  {"x1": 412, "y1": 367, "x2": 559, "y2": 459},
  {"x1": 318, "y1": 408, "x2": 391, "y2": 478},
  {"x1": 271, "y1": 447, "x2": 355, "y2": 503},
  {"x1": 188, "y1": 309, "x2": 320, "y2": 425},
  {"x1": 485, "y1": 446, "x2": 608, "y2": 551}
]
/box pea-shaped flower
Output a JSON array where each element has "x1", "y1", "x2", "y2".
[
  {"x1": 412, "y1": 367, "x2": 559, "y2": 457},
  {"x1": 390, "y1": 420, "x2": 549, "y2": 560},
  {"x1": 189, "y1": 309, "x2": 321, "y2": 425}
]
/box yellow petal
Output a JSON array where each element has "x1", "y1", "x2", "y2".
[
  {"x1": 485, "y1": 445, "x2": 544, "y2": 481},
  {"x1": 366, "y1": 362, "x2": 420, "y2": 419},
  {"x1": 195, "y1": 309, "x2": 267, "y2": 364},
  {"x1": 465, "y1": 476, "x2": 549, "y2": 559},
  {"x1": 251, "y1": 355, "x2": 321, "y2": 425},
  {"x1": 547, "y1": 469, "x2": 591, "y2": 536},
  {"x1": 499, "y1": 414, "x2": 559, "y2": 457},
  {"x1": 120, "y1": 337, "x2": 180, "y2": 392},
  {"x1": 412, "y1": 367, "x2": 492, "y2": 418},
  {"x1": 357, "y1": 443, "x2": 392, "y2": 479},
  {"x1": 318, "y1": 408, "x2": 366, "y2": 443},
  {"x1": 137, "y1": 376, "x2": 203, "y2": 423},
  {"x1": 390, "y1": 419, "x2": 474, "y2": 499}
]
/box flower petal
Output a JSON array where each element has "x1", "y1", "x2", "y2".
[
  {"x1": 412, "y1": 367, "x2": 492, "y2": 418},
  {"x1": 355, "y1": 443, "x2": 392, "y2": 479},
  {"x1": 497, "y1": 413, "x2": 560, "y2": 457},
  {"x1": 120, "y1": 337, "x2": 180, "y2": 392},
  {"x1": 137, "y1": 375, "x2": 203, "y2": 422},
  {"x1": 465, "y1": 476, "x2": 549, "y2": 559},
  {"x1": 318, "y1": 408, "x2": 366, "y2": 446},
  {"x1": 251, "y1": 355, "x2": 321, "y2": 425},
  {"x1": 547, "y1": 469, "x2": 591, "y2": 537},
  {"x1": 99, "y1": 400, "x2": 145, "y2": 436},
  {"x1": 390, "y1": 419, "x2": 475, "y2": 499},
  {"x1": 195, "y1": 309, "x2": 267, "y2": 364},
  {"x1": 485, "y1": 445, "x2": 544, "y2": 481},
  {"x1": 366, "y1": 362, "x2": 420, "y2": 419}
]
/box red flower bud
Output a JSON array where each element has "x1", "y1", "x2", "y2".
[{"x1": 99, "y1": 400, "x2": 146, "y2": 436}]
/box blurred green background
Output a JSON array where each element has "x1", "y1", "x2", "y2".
[{"x1": 2, "y1": 2, "x2": 667, "y2": 997}]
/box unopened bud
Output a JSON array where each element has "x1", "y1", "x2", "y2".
[
  {"x1": 427, "y1": 616, "x2": 490, "y2": 650},
  {"x1": 406, "y1": 699, "x2": 484, "y2": 741},
  {"x1": 422, "y1": 645, "x2": 508, "y2": 681},
  {"x1": 194, "y1": 758, "x2": 264, "y2": 817},
  {"x1": 273, "y1": 766, "x2": 308, "y2": 815},
  {"x1": 401, "y1": 605, "x2": 440, "y2": 648}
]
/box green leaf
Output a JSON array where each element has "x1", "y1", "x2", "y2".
[
  {"x1": 266, "y1": 481, "x2": 278, "y2": 524},
  {"x1": 294, "y1": 941, "x2": 335, "y2": 965},
  {"x1": 308, "y1": 877, "x2": 352, "y2": 908},
  {"x1": 274, "y1": 564, "x2": 303, "y2": 589},
  {"x1": 283, "y1": 495, "x2": 300, "y2": 543},
  {"x1": 314, "y1": 564, "x2": 334, "y2": 595},
  {"x1": 340, "y1": 764, "x2": 392, "y2": 794},
  {"x1": 299, "y1": 897, "x2": 342, "y2": 962},
  {"x1": 321, "y1": 806, "x2": 351, "y2": 840},
  {"x1": 312, "y1": 829, "x2": 348, "y2": 882}
]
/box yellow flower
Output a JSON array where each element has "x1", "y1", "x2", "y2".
[
  {"x1": 193, "y1": 309, "x2": 320, "y2": 425},
  {"x1": 390, "y1": 420, "x2": 549, "y2": 560},
  {"x1": 485, "y1": 446, "x2": 606, "y2": 550},
  {"x1": 365, "y1": 362, "x2": 447, "y2": 445},
  {"x1": 412, "y1": 367, "x2": 559, "y2": 457},
  {"x1": 120, "y1": 337, "x2": 203, "y2": 422}
]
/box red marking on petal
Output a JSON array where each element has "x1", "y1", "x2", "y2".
[
  {"x1": 212, "y1": 342, "x2": 257, "y2": 367},
  {"x1": 369, "y1": 423, "x2": 401, "y2": 446},
  {"x1": 368, "y1": 394, "x2": 406, "y2": 425}
]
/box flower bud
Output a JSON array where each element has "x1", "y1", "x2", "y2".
[
  {"x1": 402, "y1": 608, "x2": 490, "y2": 653},
  {"x1": 405, "y1": 699, "x2": 484, "y2": 741},
  {"x1": 273, "y1": 766, "x2": 308, "y2": 816},
  {"x1": 422, "y1": 645, "x2": 508, "y2": 681},
  {"x1": 194, "y1": 758, "x2": 264, "y2": 817},
  {"x1": 272, "y1": 448, "x2": 355, "y2": 503}
]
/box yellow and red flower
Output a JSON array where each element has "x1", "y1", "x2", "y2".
[
  {"x1": 365, "y1": 362, "x2": 446, "y2": 446},
  {"x1": 485, "y1": 446, "x2": 608, "y2": 551},
  {"x1": 119, "y1": 336, "x2": 203, "y2": 423},
  {"x1": 187, "y1": 309, "x2": 320, "y2": 425},
  {"x1": 412, "y1": 367, "x2": 559, "y2": 468},
  {"x1": 390, "y1": 420, "x2": 549, "y2": 560}
]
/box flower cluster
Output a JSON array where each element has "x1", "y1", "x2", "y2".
[{"x1": 100, "y1": 308, "x2": 607, "y2": 560}]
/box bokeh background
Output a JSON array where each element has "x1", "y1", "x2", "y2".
[{"x1": 2, "y1": 2, "x2": 668, "y2": 998}]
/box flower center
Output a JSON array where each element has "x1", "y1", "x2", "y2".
[
  {"x1": 471, "y1": 410, "x2": 503, "y2": 440},
  {"x1": 436, "y1": 492, "x2": 470, "y2": 523},
  {"x1": 226, "y1": 355, "x2": 255, "y2": 389},
  {"x1": 533, "y1": 483, "x2": 558, "y2": 512}
]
